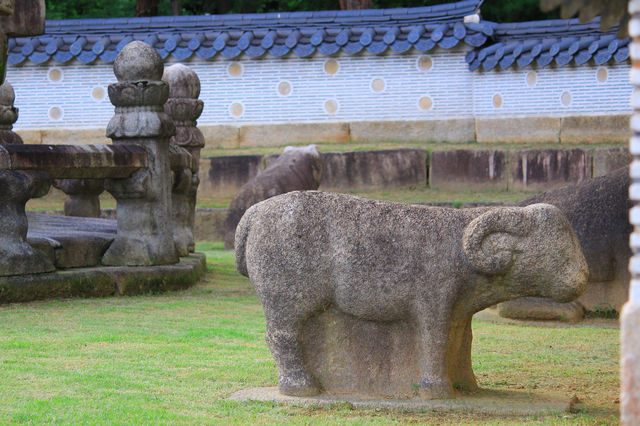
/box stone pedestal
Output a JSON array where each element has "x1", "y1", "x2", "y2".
[
  {"x1": 102, "y1": 41, "x2": 178, "y2": 266},
  {"x1": 0, "y1": 170, "x2": 54, "y2": 276},
  {"x1": 163, "y1": 63, "x2": 205, "y2": 255},
  {"x1": 621, "y1": 281, "x2": 640, "y2": 424},
  {"x1": 54, "y1": 178, "x2": 104, "y2": 218}
]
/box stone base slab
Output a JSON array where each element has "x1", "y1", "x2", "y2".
[
  {"x1": 228, "y1": 386, "x2": 571, "y2": 415},
  {"x1": 0, "y1": 253, "x2": 206, "y2": 304}
]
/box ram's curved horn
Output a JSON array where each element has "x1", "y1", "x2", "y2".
[{"x1": 462, "y1": 207, "x2": 534, "y2": 275}]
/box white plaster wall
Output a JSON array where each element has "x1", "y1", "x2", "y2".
[
  {"x1": 5, "y1": 48, "x2": 632, "y2": 131},
  {"x1": 472, "y1": 63, "x2": 631, "y2": 117}
]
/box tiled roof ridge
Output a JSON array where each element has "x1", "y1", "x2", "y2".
[
  {"x1": 9, "y1": 0, "x2": 491, "y2": 65},
  {"x1": 467, "y1": 17, "x2": 629, "y2": 71}
]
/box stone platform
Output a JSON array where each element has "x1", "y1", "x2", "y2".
[
  {"x1": 0, "y1": 212, "x2": 207, "y2": 304},
  {"x1": 0, "y1": 253, "x2": 206, "y2": 304},
  {"x1": 228, "y1": 387, "x2": 572, "y2": 415}
]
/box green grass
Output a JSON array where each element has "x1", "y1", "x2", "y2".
[
  {"x1": 0, "y1": 245, "x2": 620, "y2": 424},
  {"x1": 27, "y1": 186, "x2": 539, "y2": 212},
  {"x1": 200, "y1": 139, "x2": 627, "y2": 158}
]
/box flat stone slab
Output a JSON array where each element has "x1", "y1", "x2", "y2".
[
  {"x1": 0, "y1": 253, "x2": 206, "y2": 304},
  {"x1": 228, "y1": 387, "x2": 571, "y2": 416},
  {"x1": 27, "y1": 213, "x2": 117, "y2": 269}
]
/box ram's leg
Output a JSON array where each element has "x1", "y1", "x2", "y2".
[
  {"x1": 264, "y1": 311, "x2": 320, "y2": 397},
  {"x1": 446, "y1": 318, "x2": 479, "y2": 393},
  {"x1": 415, "y1": 315, "x2": 454, "y2": 399}
]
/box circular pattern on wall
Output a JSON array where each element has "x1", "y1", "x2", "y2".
[
  {"x1": 418, "y1": 96, "x2": 433, "y2": 111},
  {"x1": 91, "y1": 86, "x2": 106, "y2": 101},
  {"x1": 324, "y1": 59, "x2": 339, "y2": 75},
  {"x1": 526, "y1": 71, "x2": 537, "y2": 87},
  {"x1": 493, "y1": 94, "x2": 503, "y2": 108},
  {"x1": 324, "y1": 99, "x2": 338, "y2": 114},
  {"x1": 228, "y1": 62, "x2": 243, "y2": 77},
  {"x1": 371, "y1": 78, "x2": 386, "y2": 93},
  {"x1": 417, "y1": 56, "x2": 433, "y2": 72},
  {"x1": 48, "y1": 106, "x2": 63, "y2": 120},
  {"x1": 230, "y1": 102, "x2": 244, "y2": 117},
  {"x1": 48, "y1": 67, "x2": 63, "y2": 82},
  {"x1": 277, "y1": 81, "x2": 292, "y2": 96},
  {"x1": 561, "y1": 91, "x2": 572, "y2": 106},
  {"x1": 597, "y1": 67, "x2": 608, "y2": 83}
]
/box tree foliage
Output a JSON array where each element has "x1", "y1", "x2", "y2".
[{"x1": 45, "y1": 0, "x2": 559, "y2": 22}]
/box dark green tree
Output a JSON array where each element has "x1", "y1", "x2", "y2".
[{"x1": 46, "y1": 0, "x2": 562, "y2": 22}]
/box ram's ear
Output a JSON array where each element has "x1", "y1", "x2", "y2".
[{"x1": 462, "y1": 207, "x2": 533, "y2": 275}]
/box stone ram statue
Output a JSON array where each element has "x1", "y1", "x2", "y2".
[
  {"x1": 235, "y1": 191, "x2": 588, "y2": 399},
  {"x1": 224, "y1": 144, "x2": 323, "y2": 249}
]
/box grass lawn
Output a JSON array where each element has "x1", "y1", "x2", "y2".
[
  {"x1": 0, "y1": 243, "x2": 620, "y2": 424},
  {"x1": 27, "y1": 186, "x2": 541, "y2": 212}
]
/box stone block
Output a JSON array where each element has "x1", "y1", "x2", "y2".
[
  {"x1": 509, "y1": 149, "x2": 591, "y2": 191},
  {"x1": 497, "y1": 298, "x2": 585, "y2": 323},
  {"x1": 203, "y1": 155, "x2": 264, "y2": 197},
  {"x1": 113, "y1": 254, "x2": 206, "y2": 296},
  {"x1": 592, "y1": 147, "x2": 631, "y2": 177},
  {"x1": 349, "y1": 119, "x2": 475, "y2": 143},
  {"x1": 194, "y1": 208, "x2": 227, "y2": 242},
  {"x1": 0, "y1": 143, "x2": 148, "y2": 178},
  {"x1": 0, "y1": 270, "x2": 116, "y2": 303},
  {"x1": 0, "y1": 254, "x2": 206, "y2": 304},
  {"x1": 238, "y1": 122, "x2": 349, "y2": 146},
  {"x1": 430, "y1": 150, "x2": 506, "y2": 190},
  {"x1": 560, "y1": 115, "x2": 630, "y2": 144},
  {"x1": 199, "y1": 124, "x2": 240, "y2": 148},
  {"x1": 476, "y1": 117, "x2": 561, "y2": 143},
  {"x1": 302, "y1": 307, "x2": 420, "y2": 398},
  {"x1": 319, "y1": 148, "x2": 427, "y2": 190}
]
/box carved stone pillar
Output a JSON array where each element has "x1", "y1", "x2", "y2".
[
  {"x1": 54, "y1": 178, "x2": 104, "y2": 218},
  {"x1": 624, "y1": 1, "x2": 640, "y2": 423},
  {"x1": 162, "y1": 63, "x2": 205, "y2": 255},
  {"x1": 102, "y1": 41, "x2": 178, "y2": 266},
  {"x1": 0, "y1": 80, "x2": 53, "y2": 276}
]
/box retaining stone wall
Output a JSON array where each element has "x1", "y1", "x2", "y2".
[{"x1": 201, "y1": 146, "x2": 631, "y2": 198}]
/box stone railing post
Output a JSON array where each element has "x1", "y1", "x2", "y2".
[
  {"x1": 102, "y1": 41, "x2": 178, "y2": 266},
  {"x1": 625, "y1": 1, "x2": 640, "y2": 423},
  {"x1": 162, "y1": 63, "x2": 205, "y2": 255},
  {"x1": 0, "y1": 80, "x2": 54, "y2": 275}
]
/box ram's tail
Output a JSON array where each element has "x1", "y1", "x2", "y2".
[{"x1": 234, "y1": 206, "x2": 256, "y2": 277}]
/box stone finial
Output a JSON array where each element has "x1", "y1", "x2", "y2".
[
  {"x1": 102, "y1": 40, "x2": 178, "y2": 266},
  {"x1": 162, "y1": 63, "x2": 205, "y2": 255},
  {"x1": 162, "y1": 63, "x2": 204, "y2": 150},
  {"x1": 0, "y1": 80, "x2": 22, "y2": 144},
  {"x1": 163, "y1": 63, "x2": 200, "y2": 99},
  {"x1": 0, "y1": 80, "x2": 15, "y2": 105},
  {"x1": 113, "y1": 41, "x2": 163, "y2": 82}
]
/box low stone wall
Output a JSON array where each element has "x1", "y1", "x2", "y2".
[
  {"x1": 15, "y1": 114, "x2": 629, "y2": 147},
  {"x1": 203, "y1": 148, "x2": 428, "y2": 197},
  {"x1": 429, "y1": 147, "x2": 630, "y2": 192},
  {"x1": 201, "y1": 146, "x2": 630, "y2": 199}
]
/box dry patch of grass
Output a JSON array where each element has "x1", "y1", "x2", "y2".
[{"x1": 0, "y1": 244, "x2": 620, "y2": 424}]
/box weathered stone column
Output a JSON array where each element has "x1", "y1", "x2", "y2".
[
  {"x1": 162, "y1": 63, "x2": 205, "y2": 255},
  {"x1": 625, "y1": 1, "x2": 640, "y2": 423},
  {"x1": 0, "y1": 80, "x2": 53, "y2": 275},
  {"x1": 102, "y1": 41, "x2": 178, "y2": 266},
  {"x1": 54, "y1": 178, "x2": 104, "y2": 218}
]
